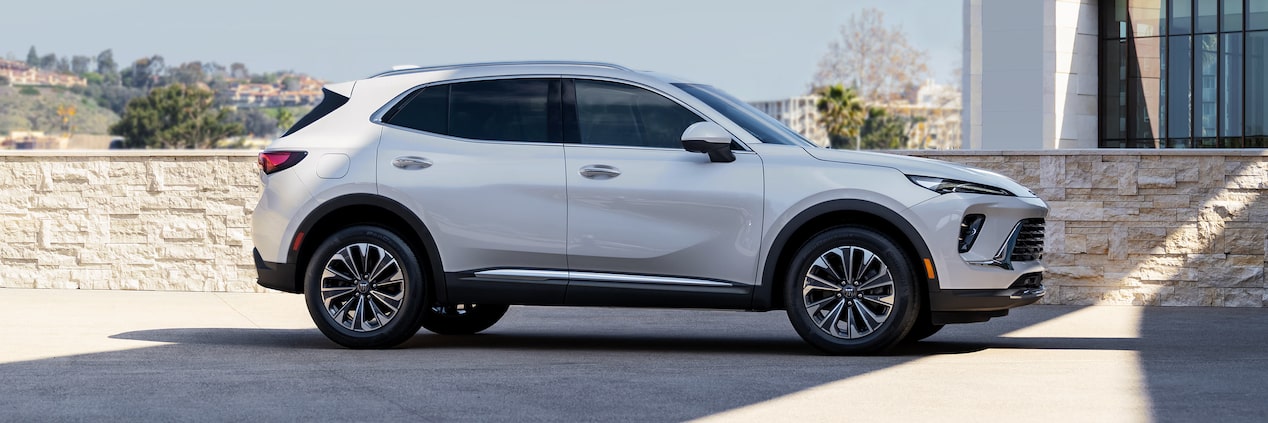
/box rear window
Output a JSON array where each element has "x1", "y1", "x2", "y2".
[
  {"x1": 383, "y1": 85, "x2": 448, "y2": 134},
  {"x1": 383, "y1": 79, "x2": 561, "y2": 143},
  {"x1": 281, "y1": 88, "x2": 348, "y2": 137}
]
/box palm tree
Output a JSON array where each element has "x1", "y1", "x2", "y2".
[{"x1": 815, "y1": 84, "x2": 866, "y2": 149}]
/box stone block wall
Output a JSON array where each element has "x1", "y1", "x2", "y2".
[
  {"x1": 2, "y1": 150, "x2": 1266, "y2": 307},
  {"x1": 0, "y1": 151, "x2": 264, "y2": 292},
  {"x1": 905, "y1": 150, "x2": 1268, "y2": 307}
]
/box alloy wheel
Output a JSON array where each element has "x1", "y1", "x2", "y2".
[
  {"x1": 319, "y1": 242, "x2": 407, "y2": 332},
  {"x1": 801, "y1": 246, "x2": 896, "y2": 339}
]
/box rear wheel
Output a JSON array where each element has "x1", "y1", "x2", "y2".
[
  {"x1": 784, "y1": 226, "x2": 919, "y2": 355},
  {"x1": 421, "y1": 303, "x2": 509, "y2": 335},
  {"x1": 304, "y1": 225, "x2": 427, "y2": 349}
]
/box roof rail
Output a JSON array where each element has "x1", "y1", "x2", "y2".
[{"x1": 368, "y1": 61, "x2": 633, "y2": 78}]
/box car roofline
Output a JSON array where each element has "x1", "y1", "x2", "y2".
[{"x1": 367, "y1": 61, "x2": 635, "y2": 79}]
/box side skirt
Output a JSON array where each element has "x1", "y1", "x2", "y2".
[{"x1": 444, "y1": 269, "x2": 753, "y2": 309}]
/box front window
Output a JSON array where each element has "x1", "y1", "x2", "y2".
[
  {"x1": 674, "y1": 83, "x2": 816, "y2": 147},
  {"x1": 574, "y1": 80, "x2": 704, "y2": 149}
]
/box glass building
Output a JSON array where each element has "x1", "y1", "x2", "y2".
[{"x1": 1100, "y1": 0, "x2": 1268, "y2": 148}]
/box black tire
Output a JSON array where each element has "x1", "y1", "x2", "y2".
[
  {"x1": 304, "y1": 225, "x2": 427, "y2": 349},
  {"x1": 421, "y1": 303, "x2": 510, "y2": 335},
  {"x1": 902, "y1": 315, "x2": 944, "y2": 343},
  {"x1": 784, "y1": 226, "x2": 920, "y2": 355}
]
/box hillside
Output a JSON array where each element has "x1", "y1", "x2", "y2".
[{"x1": 0, "y1": 86, "x2": 120, "y2": 135}]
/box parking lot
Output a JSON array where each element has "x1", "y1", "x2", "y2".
[{"x1": 1, "y1": 288, "x2": 1265, "y2": 422}]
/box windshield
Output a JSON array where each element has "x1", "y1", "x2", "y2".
[{"x1": 674, "y1": 83, "x2": 816, "y2": 148}]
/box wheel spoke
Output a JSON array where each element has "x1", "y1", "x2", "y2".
[
  {"x1": 331, "y1": 295, "x2": 355, "y2": 323},
  {"x1": 356, "y1": 244, "x2": 371, "y2": 279},
  {"x1": 321, "y1": 285, "x2": 356, "y2": 302},
  {"x1": 817, "y1": 299, "x2": 846, "y2": 337},
  {"x1": 323, "y1": 260, "x2": 356, "y2": 282},
  {"x1": 804, "y1": 273, "x2": 841, "y2": 293},
  {"x1": 852, "y1": 248, "x2": 876, "y2": 283},
  {"x1": 813, "y1": 256, "x2": 843, "y2": 282},
  {"x1": 858, "y1": 271, "x2": 893, "y2": 292},
  {"x1": 367, "y1": 255, "x2": 399, "y2": 283},
  {"x1": 351, "y1": 295, "x2": 367, "y2": 331},
  {"x1": 366, "y1": 297, "x2": 390, "y2": 329},
  {"x1": 369, "y1": 290, "x2": 403, "y2": 313},
  {"x1": 804, "y1": 295, "x2": 836, "y2": 315},
  {"x1": 860, "y1": 292, "x2": 894, "y2": 308},
  {"x1": 857, "y1": 299, "x2": 888, "y2": 326}
]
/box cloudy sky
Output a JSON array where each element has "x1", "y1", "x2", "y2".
[{"x1": 2, "y1": 0, "x2": 961, "y2": 101}]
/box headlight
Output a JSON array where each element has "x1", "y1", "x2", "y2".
[{"x1": 908, "y1": 175, "x2": 1014, "y2": 196}]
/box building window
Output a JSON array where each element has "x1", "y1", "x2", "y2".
[{"x1": 1100, "y1": 0, "x2": 1268, "y2": 147}]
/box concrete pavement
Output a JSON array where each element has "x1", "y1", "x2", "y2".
[{"x1": 0, "y1": 288, "x2": 1265, "y2": 422}]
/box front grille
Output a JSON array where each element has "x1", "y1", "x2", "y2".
[{"x1": 1010, "y1": 219, "x2": 1045, "y2": 262}]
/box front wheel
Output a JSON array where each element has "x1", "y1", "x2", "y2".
[
  {"x1": 784, "y1": 226, "x2": 920, "y2": 355},
  {"x1": 304, "y1": 225, "x2": 428, "y2": 349}
]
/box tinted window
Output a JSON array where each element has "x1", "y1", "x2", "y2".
[
  {"x1": 674, "y1": 83, "x2": 815, "y2": 147},
  {"x1": 574, "y1": 80, "x2": 704, "y2": 149},
  {"x1": 384, "y1": 85, "x2": 448, "y2": 134},
  {"x1": 282, "y1": 88, "x2": 348, "y2": 137},
  {"x1": 450, "y1": 79, "x2": 555, "y2": 142}
]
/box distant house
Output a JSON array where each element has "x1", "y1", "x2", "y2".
[
  {"x1": 0, "y1": 59, "x2": 86, "y2": 88},
  {"x1": 220, "y1": 74, "x2": 323, "y2": 108}
]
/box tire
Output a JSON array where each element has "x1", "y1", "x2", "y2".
[
  {"x1": 421, "y1": 303, "x2": 510, "y2": 335},
  {"x1": 304, "y1": 225, "x2": 428, "y2": 349},
  {"x1": 784, "y1": 226, "x2": 920, "y2": 355}
]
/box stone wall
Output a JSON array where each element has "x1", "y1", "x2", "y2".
[
  {"x1": 904, "y1": 150, "x2": 1267, "y2": 307},
  {"x1": 3, "y1": 150, "x2": 1266, "y2": 307},
  {"x1": 0, "y1": 151, "x2": 263, "y2": 292}
]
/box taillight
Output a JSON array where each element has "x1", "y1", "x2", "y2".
[{"x1": 258, "y1": 151, "x2": 308, "y2": 174}]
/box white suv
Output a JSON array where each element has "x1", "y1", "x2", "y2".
[{"x1": 252, "y1": 62, "x2": 1047, "y2": 355}]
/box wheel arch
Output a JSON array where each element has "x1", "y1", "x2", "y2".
[
  {"x1": 754, "y1": 199, "x2": 938, "y2": 311},
  {"x1": 286, "y1": 194, "x2": 447, "y2": 302}
]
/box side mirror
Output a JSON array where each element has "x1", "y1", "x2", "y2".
[{"x1": 680, "y1": 121, "x2": 736, "y2": 163}]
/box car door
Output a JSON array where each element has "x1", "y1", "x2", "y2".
[
  {"x1": 563, "y1": 79, "x2": 764, "y2": 307},
  {"x1": 377, "y1": 78, "x2": 569, "y2": 304}
]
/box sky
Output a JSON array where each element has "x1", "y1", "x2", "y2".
[{"x1": 1, "y1": 0, "x2": 962, "y2": 102}]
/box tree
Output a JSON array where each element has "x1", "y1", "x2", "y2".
[
  {"x1": 228, "y1": 108, "x2": 278, "y2": 138},
  {"x1": 96, "y1": 49, "x2": 118, "y2": 85},
  {"x1": 858, "y1": 107, "x2": 909, "y2": 150},
  {"x1": 71, "y1": 55, "x2": 93, "y2": 75},
  {"x1": 40, "y1": 53, "x2": 58, "y2": 70},
  {"x1": 121, "y1": 55, "x2": 166, "y2": 89},
  {"x1": 26, "y1": 46, "x2": 38, "y2": 66},
  {"x1": 109, "y1": 84, "x2": 245, "y2": 149},
  {"x1": 274, "y1": 108, "x2": 296, "y2": 132},
  {"x1": 815, "y1": 8, "x2": 930, "y2": 104},
  {"x1": 0, "y1": 75, "x2": 9, "y2": 86},
  {"x1": 169, "y1": 61, "x2": 206, "y2": 85},
  {"x1": 815, "y1": 84, "x2": 866, "y2": 150},
  {"x1": 230, "y1": 62, "x2": 249, "y2": 79}
]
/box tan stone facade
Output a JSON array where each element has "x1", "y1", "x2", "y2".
[
  {"x1": 2, "y1": 150, "x2": 1265, "y2": 307},
  {"x1": 0, "y1": 151, "x2": 262, "y2": 292}
]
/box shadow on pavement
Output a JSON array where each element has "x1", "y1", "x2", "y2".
[{"x1": 0, "y1": 306, "x2": 1083, "y2": 421}]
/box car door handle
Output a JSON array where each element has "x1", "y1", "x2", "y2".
[
  {"x1": 392, "y1": 156, "x2": 432, "y2": 170},
  {"x1": 579, "y1": 165, "x2": 621, "y2": 179}
]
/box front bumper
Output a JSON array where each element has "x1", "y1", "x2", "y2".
[
  {"x1": 928, "y1": 272, "x2": 1045, "y2": 324},
  {"x1": 254, "y1": 248, "x2": 300, "y2": 293}
]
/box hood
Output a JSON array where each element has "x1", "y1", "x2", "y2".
[{"x1": 804, "y1": 148, "x2": 1037, "y2": 198}]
